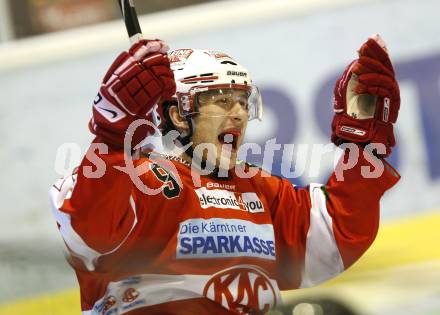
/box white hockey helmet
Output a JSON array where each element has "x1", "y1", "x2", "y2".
[{"x1": 168, "y1": 49, "x2": 263, "y2": 121}]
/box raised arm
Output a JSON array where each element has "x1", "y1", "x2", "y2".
[
  {"x1": 272, "y1": 35, "x2": 401, "y2": 289},
  {"x1": 49, "y1": 40, "x2": 175, "y2": 270}
]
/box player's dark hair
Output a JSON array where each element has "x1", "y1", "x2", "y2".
[
  {"x1": 161, "y1": 100, "x2": 194, "y2": 152},
  {"x1": 161, "y1": 99, "x2": 179, "y2": 137}
]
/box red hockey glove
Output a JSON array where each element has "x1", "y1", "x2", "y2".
[
  {"x1": 89, "y1": 39, "x2": 176, "y2": 149},
  {"x1": 331, "y1": 34, "x2": 400, "y2": 157}
]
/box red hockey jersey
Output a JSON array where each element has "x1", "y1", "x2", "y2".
[{"x1": 50, "y1": 139, "x2": 399, "y2": 315}]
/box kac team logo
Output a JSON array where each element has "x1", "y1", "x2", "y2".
[{"x1": 203, "y1": 265, "x2": 278, "y2": 314}]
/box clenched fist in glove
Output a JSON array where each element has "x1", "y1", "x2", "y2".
[
  {"x1": 89, "y1": 40, "x2": 176, "y2": 149},
  {"x1": 331, "y1": 34, "x2": 400, "y2": 157}
]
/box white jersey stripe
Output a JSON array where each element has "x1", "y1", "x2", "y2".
[
  {"x1": 300, "y1": 183, "x2": 344, "y2": 287},
  {"x1": 49, "y1": 174, "x2": 138, "y2": 271}
]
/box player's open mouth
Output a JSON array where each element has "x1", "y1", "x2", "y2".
[{"x1": 218, "y1": 128, "x2": 241, "y2": 150}]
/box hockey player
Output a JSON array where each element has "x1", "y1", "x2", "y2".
[{"x1": 50, "y1": 36, "x2": 400, "y2": 315}]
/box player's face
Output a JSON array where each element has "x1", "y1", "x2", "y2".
[{"x1": 191, "y1": 89, "x2": 249, "y2": 170}]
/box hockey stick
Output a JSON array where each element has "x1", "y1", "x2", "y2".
[{"x1": 117, "y1": 0, "x2": 143, "y2": 43}]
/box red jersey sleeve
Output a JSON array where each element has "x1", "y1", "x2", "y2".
[
  {"x1": 49, "y1": 138, "x2": 140, "y2": 270},
  {"x1": 271, "y1": 147, "x2": 400, "y2": 289}
]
